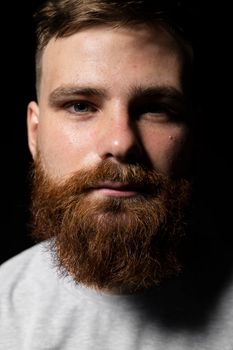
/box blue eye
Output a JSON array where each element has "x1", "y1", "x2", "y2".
[
  {"x1": 73, "y1": 102, "x2": 89, "y2": 113},
  {"x1": 65, "y1": 101, "x2": 98, "y2": 115}
]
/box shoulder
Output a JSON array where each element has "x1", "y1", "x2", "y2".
[
  {"x1": 1, "y1": 243, "x2": 44, "y2": 275},
  {"x1": 1, "y1": 243, "x2": 41, "y2": 272},
  {"x1": 0, "y1": 241, "x2": 63, "y2": 326},
  {"x1": 0, "y1": 242, "x2": 76, "y2": 347},
  {"x1": 0, "y1": 242, "x2": 57, "y2": 296}
]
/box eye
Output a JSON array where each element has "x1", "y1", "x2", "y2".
[
  {"x1": 70, "y1": 102, "x2": 92, "y2": 113},
  {"x1": 143, "y1": 104, "x2": 166, "y2": 114},
  {"x1": 137, "y1": 103, "x2": 170, "y2": 117},
  {"x1": 64, "y1": 101, "x2": 97, "y2": 115},
  {"x1": 135, "y1": 103, "x2": 184, "y2": 122}
]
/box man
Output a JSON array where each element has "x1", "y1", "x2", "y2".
[{"x1": 1, "y1": 1, "x2": 232, "y2": 349}]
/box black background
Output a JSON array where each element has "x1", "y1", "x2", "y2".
[
  {"x1": 0, "y1": 1, "x2": 232, "y2": 264},
  {"x1": 1, "y1": 2, "x2": 38, "y2": 263}
]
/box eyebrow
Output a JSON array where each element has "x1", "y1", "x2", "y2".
[
  {"x1": 48, "y1": 84, "x2": 186, "y2": 108},
  {"x1": 48, "y1": 86, "x2": 107, "y2": 107},
  {"x1": 129, "y1": 86, "x2": 186, "y2": 103}
]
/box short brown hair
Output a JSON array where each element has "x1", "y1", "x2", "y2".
[{"x1": 34, "y1": 0, "x2": 193, "y2": 94}]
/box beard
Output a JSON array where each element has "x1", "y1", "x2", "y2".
[{"x1": 30, "y1": 157, "x2": 192, "y2": 293}]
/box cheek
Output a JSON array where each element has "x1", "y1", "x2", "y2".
[
  {"x1": 143, "y1": 126, "x2": 189, "y2": 173},
  {"x1": 36, "y1": 119, "x2": 95, "y2": 176}
]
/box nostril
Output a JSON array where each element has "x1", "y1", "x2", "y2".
[{"x1": 102, "y1": 142, "x2": 143, "y2": 164}]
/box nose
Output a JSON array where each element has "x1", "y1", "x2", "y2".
[{"x1": 96, "y1": 106, "x2": 142, "y2": 163}]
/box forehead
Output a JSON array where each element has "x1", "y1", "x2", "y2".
[
  {"x1": 40, "y1": 25, "x2": 184, "y2": 96},
  {"x1": 43, "y1": 24, "x2": 183, "y2": 63}
]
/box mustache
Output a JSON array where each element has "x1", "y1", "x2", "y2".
[{"x1": 50, "y1": 160, "x2": 171, "y2": 196}]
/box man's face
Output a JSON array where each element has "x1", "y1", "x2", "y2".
[
  {"x1": 28, "y1": 25, "x2": 191, "y2": 180},
  {"x1": 27, "y1": 25, "x2": 193, "y2": 292}
]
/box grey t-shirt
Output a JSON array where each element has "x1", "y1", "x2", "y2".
[{"x1": 0, "y1": 243, "x2": 233, "y2": 349}]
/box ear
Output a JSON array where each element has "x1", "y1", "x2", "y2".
[{"x1": 27, "y1": 101, "x2": 40, "y2": 160}]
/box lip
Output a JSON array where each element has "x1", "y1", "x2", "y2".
[{"x1": 91, "y1": 181, "x2": 144, "y2": 198}]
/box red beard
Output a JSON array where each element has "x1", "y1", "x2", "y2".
[{"x1": 30, "y1": 158, "x2": 192, "y2": 293}]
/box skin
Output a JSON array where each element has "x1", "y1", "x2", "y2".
[{"x1": 27, "y1": 25, "x2": 191, "y2": 198}]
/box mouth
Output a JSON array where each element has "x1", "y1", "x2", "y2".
[{"x1": 90, "y1": 181, "x2": 145, "y2": 198}]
